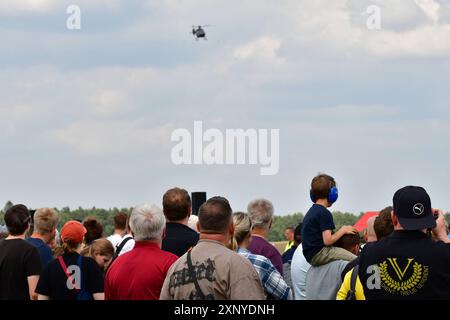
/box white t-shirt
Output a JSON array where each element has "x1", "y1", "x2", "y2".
[
  {"x1": 118, "y1": 234, "x2": 135, "y2": 256},
  {"x1": 290, "y1": 244, "x2": 311, "y2": 300},
  {"x1": 107, "y1": 234, "x2": 123, "y2": 250}
]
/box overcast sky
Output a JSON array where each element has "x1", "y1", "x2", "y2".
[{"x1": 1, "y1": 0, "x2": 450, "y2": 215}]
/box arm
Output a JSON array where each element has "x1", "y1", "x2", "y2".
[
  {"x1": 263, "y1": 262, "x2": 292, "y2": 300},
  {"x1": 38, "y1": 294, "x2": 50, "y2": 300},
  {"x1": 323, "y1": 225, "x2": 357, "y2": 246},
  {"x1": 27, "y1": 275, "x2": 39, "y2": 300},
  {"x1": 93, "y1": 293, "x2": 105, "y2": 300}
]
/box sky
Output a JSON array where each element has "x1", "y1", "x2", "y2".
[{"x1": 1, "y1": 0, "x2": 450, "y2": 215}]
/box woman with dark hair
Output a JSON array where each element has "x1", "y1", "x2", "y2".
[
  {"x1": 36, "y1": 221, "x2": 104, "y2": 300},
  {"x1": 83, "y1": 217, "x2": 104, "y2": 245}
]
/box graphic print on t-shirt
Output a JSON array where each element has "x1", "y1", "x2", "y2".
[
  {"x1": 368, "y1": 257, "x2": 429, "y2": 296},
  {"x1": 170, "y1": 258, "x2": 216, "y2": 300}
]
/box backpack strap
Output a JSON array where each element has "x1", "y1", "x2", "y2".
[
  {"x1": 108, "y1": 236, "x2": 133, "y2": 270},
  {"x1": 186, "y1": 250, "x2": 207, "y2": 300},
  {"x1": 115, "y1": 236, "x2": 133, "y2": 256},
  {"x1": 77, "y1": 255, "x2": 84, "y2": 291},
  {"x1": 345, "y1": 265, "x2": 359, "y2": 300},
  {"x1": 58, "y1": 256, "x2": 80, "y2": 291}
]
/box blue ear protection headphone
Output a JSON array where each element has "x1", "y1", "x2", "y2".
[{"x1": 310, "y1": 186, "x2": 339, "y2": 204}]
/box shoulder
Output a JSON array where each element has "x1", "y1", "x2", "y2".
[
  {"x1": 82, "y1": 255, "x2": 100, "y2": 269},
  {"x1": 161, "y1": 249, "x2": 179, "y2": 263}
]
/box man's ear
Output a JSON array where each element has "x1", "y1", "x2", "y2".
[
  {"x1": 196, "y1": 221, "x2": 201, "y2": 232},
  {"x1": 229, "y1": 222, "x2": 235, "y2": 235},
  {"x1": 391, "y1": 211, "x2": 398, "y2": 226}
]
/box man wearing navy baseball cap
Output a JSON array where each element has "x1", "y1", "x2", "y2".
[
  {"x1": 392, "y1": 186, "x2": 436, "y2": 231},
  {"x1": 358, "y1": 186, "x2": 450, "y2": 300}
]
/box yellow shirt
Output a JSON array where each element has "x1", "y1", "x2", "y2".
[
  {"x1": 284, "y1": 241, "x2": 294, "y2": 253},
  {"x1": 336, "y1": 267, "x2": 366, "y2": 300}
]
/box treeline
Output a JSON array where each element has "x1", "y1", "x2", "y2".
[
  {"x1": 268, "y1": 211, "x2": 364, "y2": 242},
  {"x1": 1, "y1": 201, "x2": 449, "y2": 242}
]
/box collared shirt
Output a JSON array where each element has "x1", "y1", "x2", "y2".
[
  {"x1": 105, "y1": 241, "x2": 178, "y2": 300},
  {"x1": 238, "y1": 248, "x2": 292, "y2": 300}
]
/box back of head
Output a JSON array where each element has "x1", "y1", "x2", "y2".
[
  {"x1": 233, "y1": 212, "x2": 252, "y2": 244},
  {"x1": 294, "y1": 223, "x2": 303, "y2": 244},
  {"x1": 82, "y1": 238, "x2": 115, "y2": 258},
  {"x1": 198, "y1": 196, "x2": 232, "y2": 234},
  {"x1": 311, "y1": 173, "x2": 336, "y2": 201},
  {"x1": 5, "y1": 204, "x2": 30, "y2": 236},
  {"x1": 366, "y1": 216, "x2": 377, "y2": 241},
  {"x1": 130, "y1": 204, "x2": 166, "y2": 242},
  {"x1": 162, "y1": 187, "x2": 192, "y2": 222},
  {"x1": 374, "y1": 206, "x2": 394, "y2": 240},
  {"x1": 60, "y1": 220, "x2": 87, "y2": 255},
  {"x1": 83, "y1": 217, "x2": 104, "y2": 245},
  {"x1": 113, "y1": 212, "x2": 128, "y2": 230},
  {"x1": 335, "y1": 233, "x2": 360, "y2": 253},
  {"x1": 33, "y1": 208, "x2": 59, "y2": 235},
  {"x1": 247, "y1": 198, "x2": 274, "y2": 229}
]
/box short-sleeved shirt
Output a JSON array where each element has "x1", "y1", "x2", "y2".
[
  {"x1": 105, "y1": 241, "x2": 178, "y2": 300},
  {"x1": 160, "y1": 239, "x2": 266, "y2": 300},
  {"x1": 107, "y1": 234, "x2": 123, "y2": 249},
  {"x1": 0, "y1": 239, "x2": 42, "y2": 300},
  {"x1": 302, "y1": 204, "x2": 335, "y2": 262},
  {"x1": 162, "y1": 222, "x2": 199, "y2": 257},
  {"x1": 36, "y1": 253, "x2": 104, "y2": 300},
  {"x1": 290, "y1": 244, "x2": 311, "y2": 300},
  {"x1": 305, "y1": 260, "x2": 348, "y2": 300},
  {"x1": 248, "y1": 236, "x2": 283, "y2": 274},
  {"x1": 26, "y1": 237, "x2": 53, "y2": 268},
  {"x1": 359, "y1": 230, "x2": 450, "y2": 300}
]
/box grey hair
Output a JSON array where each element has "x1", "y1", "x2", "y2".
[
  {"x1": 130, "y1": 204, "x2": 166, "y2": 242},
  {"x1": 247, "y1": 198, "x2": 274, "y2": 228}
]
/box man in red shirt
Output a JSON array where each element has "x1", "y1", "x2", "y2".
[{"x1": 105, "y1": 204, "x2": 178, "y2": 300}]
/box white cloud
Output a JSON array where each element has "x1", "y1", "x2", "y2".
[
  {"x1": 90, "y1": 90, "x2": 128, "y2": 116},
  {"x1": 415, "y1": 0, "x2": 441, "y2": 24},
  {"x1": 366, "y1": 25, "x2": 450, "y2": 57},
  {"x1": 52, "y1": 120, "x2": 174, "y2": 156},
  {"x1": 0, "y1": 0, "x2": 58, "y2": 13},
  {"x1": 233, "y1": 37, "x2": 284, "y2": 63}
]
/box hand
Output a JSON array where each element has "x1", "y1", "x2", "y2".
[
  {"x1": 432, "y1": 209, "x2": 449, "y2": 243},
  {"x1": 341, "y1": 225, "x2": 358, "y2": 235}
]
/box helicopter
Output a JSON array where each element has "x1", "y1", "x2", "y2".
[{"x1": 192, "y1": 25, "x2": 210, "y2": 40}]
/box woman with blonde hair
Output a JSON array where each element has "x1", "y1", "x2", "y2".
[
  {"x1": 233, "y1": 212, "x2": 292, "y2": 300},
  {"x1": 81, "y1": 238, "x2": 114, "y2": 271},
  {"x1": 35, "y1": 220, "x2": 105, "y2": 300}
]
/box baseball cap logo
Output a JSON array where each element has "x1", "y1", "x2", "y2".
[{"x1": 413, "y1": 203, "x2": 425, "y2": 216}]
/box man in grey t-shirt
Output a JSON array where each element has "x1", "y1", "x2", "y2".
[{"x1": 305, "y1": 233, "x2": 360, "y2": 300}]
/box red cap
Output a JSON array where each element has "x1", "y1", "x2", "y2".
[{"x1": 60, "y1": 220, "x2": 87, "y2": 243}]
